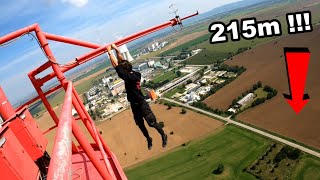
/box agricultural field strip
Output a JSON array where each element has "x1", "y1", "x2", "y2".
[{"x1": 162, "y1": 98, "x2": 320, "y2": 158}]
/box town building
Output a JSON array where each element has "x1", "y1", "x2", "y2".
[
  {"x1": 237, "y1": 93, "x2": 255, "y2": 106},
  {"x1": 111, "y1": 79, "x2": 125, "y2": 96},
  {"x1": 148, "y1": 60, "x2": 155, "y2": 67},
  {"x1": 185, "y1": 83, "x2": 200, "y2": 93}
]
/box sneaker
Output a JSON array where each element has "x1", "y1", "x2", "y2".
[
  {"x1": 147, "y1": 138, "x2": 153, "y2": 150},
  {"x1": 162, "y1": 134, "x2": 168, "y2": 148}
]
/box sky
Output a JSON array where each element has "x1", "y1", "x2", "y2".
[{"x1": 0, "y1": 0, "x2": 239, "y2": 105}]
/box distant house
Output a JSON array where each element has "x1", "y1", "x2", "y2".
[
  {"x1": 72, "y1": 109, "x2": 78, "y2": 116},
  {"x1": 179, "y1": 92, "x2": 200, "y2": 104},
  {"x1": 111, "y1": 80, "x2": 125, "y2": 96},
  {"x1": 227, "y1": 108, "x2": 237, "y2": 114},
  {"x1": 154, "y1": 61, "x2": 164, "y2": 69},
  {"x1": 185, "y1": 83, "x2": 200, "y2": 93}
]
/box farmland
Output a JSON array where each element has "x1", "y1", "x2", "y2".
[
  {"x1": 204, "y1": 25, "x2": 320, "y2": 149},
  {"x1": 125, "y1": 125, "x2": 270, "y2": 180},
  {"x1": 159, "y1": 0, "x2": 320, "y2": 65},
  {"x1": 36, "y1": 103, "x2": 224, "y2": 167}
]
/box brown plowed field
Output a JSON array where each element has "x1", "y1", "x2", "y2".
[
  {"x1": 204, "y1": 26, "x2": 320, "y2": 149},
  {"x1": 37, "y1": 104, "x2": 223, "y2": 167}
]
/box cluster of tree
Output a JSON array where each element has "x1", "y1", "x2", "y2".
[
  {"x1": 212, "y1": 163, "x2": 224, "y2": 175},
  {"x1": 144, "y1": 79, "x2": 170, "y2": 89},
  {"x1": 274, "y1": 146, "x2": 301, "y2": 163},
  {"x1": 218, "y1": 64, "x2": 246, "y2": 74},
  {"x1": 164, "y1": 102, "x2": 176, "y2": 110},
  {"x1": 251, "y1": 86, "x2": 277, "y2": 108},
  {"x1": 88, "y1": 109, "x2": 97, "y2": 121},
  {"x1": 158, "y1": 121, "x2": 165, "y2": 128},
  {"x1": 192, "y1": 101, "x2": 227, "y2": 116},
  {"x1": 180, "y1": 108, "x2": 187, "y2": 114},
  {"x1": 236, "y1": 47, "x2": 251, "y2": 54},
  {"x1": 230, "y1": 81, "x2": 262, "y2": 108},
  {"x1": 264, "y1": 85, "x2": 278, "y2": 100},
  {"x1": 176, "y1": 70, "x2": 182, "y2": 77}
]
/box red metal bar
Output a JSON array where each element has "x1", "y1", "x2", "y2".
[
  {"x1": 71, "y1": 86, "x2": 120, "y2": 179},
  {"x1": 29, "y1": 61, "x2": 51, "y2": 77},
  {"x1": 0, "y1": 11, "x2": 198, "y2": 180},
  {"x1": 47, "y1": 82, "x2": 73, "y2": 180},
  {"x1": 36, "y1": 12, "x2": 198, "y2": 83},
  {"x1": 181, "y1": 11, "x2": 199, "y2": 21},
  {"x1": 70, "y1": 117, "x2": 113, "y2": 179},
  {"x1": 44, "y1": 32, "x2": 100, "y2": 49},
  {"x1": 42, "y1": 125, "x2": 57, "y2": 135},
  {"x1": 16, "y1": 84, "x2": 62, "y2": 112},
  {"x1": 0, "y1": 87, "x2": 17, "y2": 120},
  {"x1": 34, "y1": 26, "x2": 115, "y2": 179},
  {"x1": 27, "y1": 75, "x2": 79, "y2": 153},
  {"x1": 0, "y1": 24, "x2": 37, "y2": 45},
  {"x1": 28, "y1": 74, "x2": 60, "y2": 125}
]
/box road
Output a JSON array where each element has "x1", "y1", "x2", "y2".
[{"x1": 162, "y1": 98, "x2": 320, "y2": 158}]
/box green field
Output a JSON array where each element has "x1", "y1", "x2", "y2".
[
  {"x1": 242, "y1": 88, "x2": 268, "y2": 110},
  {"x1": 160, "y1": 1, "x2": 320, "y2": 65},
  {"x1": 164, "y1": 86, "x2": 185, "y2": 98},
  {"x1": 151, "y1": 70, "x2": 179, "y2": 83},
  {"x1": 30, "y1": 64, "x2": 114, "y2": 116},
  {"x1": 292, "y1": 154, "x2": 320, "y2": 180},
  {"x1": 73, "y1": 61, "x2": 110, "y2": 82},
  {"x1": 125, "y1": 125, "x2": 271, "y2": 180}
]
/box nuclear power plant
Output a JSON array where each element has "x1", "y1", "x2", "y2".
[{"x1": 118, "y1": 44, "x2": 134, "y2": 62}]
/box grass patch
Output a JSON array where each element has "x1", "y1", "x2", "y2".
[
  {"x1": 163, "y1": 86, "x2": 185, "y2": 98},
  {"x1": 125, "y1": 125, "x2": 270, "y2": 180},
  {"x1": 246, "y1": 143, "x2": 302, "y2": 179},
  {"x1": 291, "y1": 154, "x2": 320, "y2": 180},
  {"x1": 242, "y1": 88, "x2": 268, "y2": 110},
  {"x1": 160, "y1": 1, "x2": 320, "y2": 66},
  {"x1": 151, "y1": 70, "x2": 180, "y2": 84},
  {"x1": 185, "y1": 50, "x2": 230, "y2": 65}
]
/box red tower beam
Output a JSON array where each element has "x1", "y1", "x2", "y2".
[
  {"x1": 36, "y1": 11, "x2": 199, "y2": 84},
  {"x1": 47, "y1": 82, "x2": 73, "y2": 179},
  {"x1": 0, "y1": 11, "x2": 199, "y2": 180}
]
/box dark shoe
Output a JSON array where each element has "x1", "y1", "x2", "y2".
[
  {"x1": 147, "y1": 138, "x2": 153, "y2": 150},
  {"x1": 162, "y1": 134, "x2": 168, "y2": 148}
]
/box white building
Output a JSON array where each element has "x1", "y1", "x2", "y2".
[
  {"x1": 228, "y1": 108, "x2": 237, "y2": 114},
  {"x1": 102, "y1": 76, "x2": 112, "y2": 85},
  {"x1": 197, "y1": 86, "x2": 211, "y2": 96},
  {"x1": 111, "y1": 79, "x2": 125, "y2": 96},
  {"x1": 185, "y1": 83, "x2": 200, "y2": 93},
  {"x1": 148, "y1": 60, "x2": 155, "y2": 67},
  {"x1": 179, "y1": 92, "x2": 200, "y2": 104},
  {"x1": 237, "y1": 93, "x2": 255, "y2": 106},
  {"x1": 191, "y1": 49, "x2": 202, "y2": 55},
  {"x1": 180, "y1": 66, "x2": 196, "y2": 74}
]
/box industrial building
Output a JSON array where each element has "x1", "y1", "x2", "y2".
[
  {"x1": 111, "y1": 79, "x2": 125, "y2": 96},
  {"x1": 237, "y1": 93, "x2": 255, "y2": 106}
]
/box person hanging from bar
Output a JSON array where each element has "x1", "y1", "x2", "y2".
[{"x1": 106, "y1": 44, "x2": 167, "y2": 150}]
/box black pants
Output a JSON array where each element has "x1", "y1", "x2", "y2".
[{"x1": 131, "y1": 100, "x2": 165, "y2": 140}]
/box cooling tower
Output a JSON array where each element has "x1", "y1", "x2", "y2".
[{"x1": 119, "y1": 44, "x2": 134, "y2": 62}]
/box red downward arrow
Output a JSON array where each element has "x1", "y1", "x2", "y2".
[{"x1": 283, "y1": 48, "x2": 310, "y2": 114}]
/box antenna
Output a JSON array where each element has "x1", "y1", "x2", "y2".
[
  {"x1": 169, "y1": 4, "x2": 179, "y2": 16},
  {"x1": 169, "y1": 4, "x2": 183, "y2": 32}
]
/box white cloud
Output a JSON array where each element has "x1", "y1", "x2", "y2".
[{"x1": 61, "y1": 0, "x2": 88, "y2": 7}]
